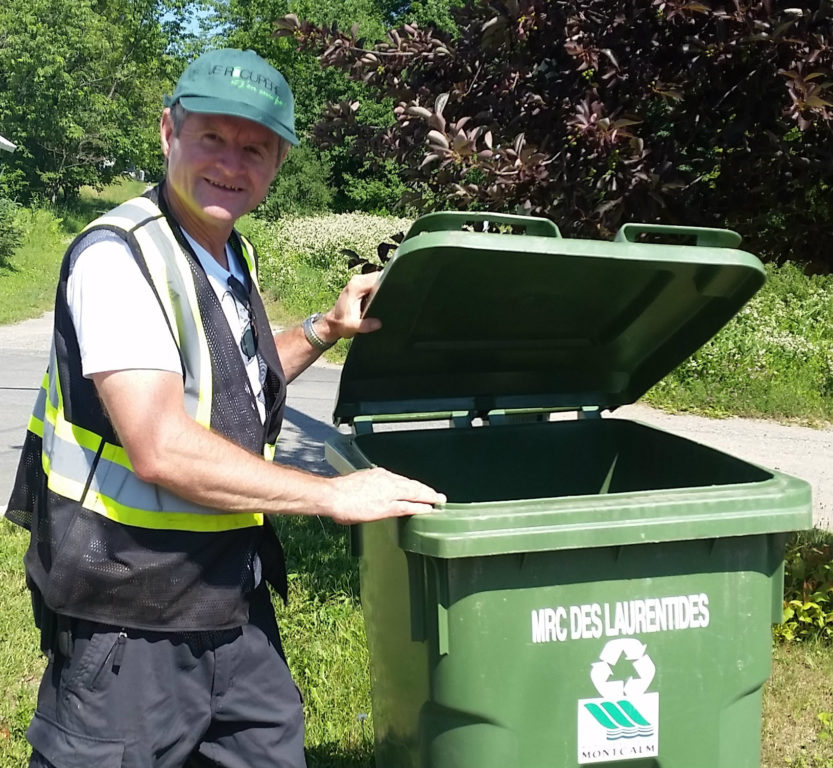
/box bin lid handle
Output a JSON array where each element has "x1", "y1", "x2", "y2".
[
  {"x1": 614, "y1": 223, "x2": 742, "y2": 248},
  {"x1": 403, "y1": 211, "x2": 562, "y2": 241}
]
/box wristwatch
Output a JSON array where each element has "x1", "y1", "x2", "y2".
[{"x1": 302, "y1": 312, "x2": 336, "y2": 352}]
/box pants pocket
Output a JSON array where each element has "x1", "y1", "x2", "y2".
[
  {"x1": 62, "y1": 627, "x2": 122, "y2": 693},
  {"x1": 27, "y1": 711, "x2": 124, "y2": 768}
]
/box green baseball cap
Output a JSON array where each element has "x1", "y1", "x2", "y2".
[{"x1": 164, "y1": 48, "x2": 299, "y2": 146}]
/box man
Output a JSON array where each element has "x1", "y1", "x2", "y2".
[{"x1": 5, "y1": 48, "x2": 445, "y2": 768}]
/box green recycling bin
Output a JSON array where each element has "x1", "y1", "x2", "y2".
[{"x1": 324, "y1": 213, "x2": 812, "y2": 768}]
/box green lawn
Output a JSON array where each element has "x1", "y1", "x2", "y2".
[{"x1": 0, "y1": 179, "x2": 148, "y2": 326}]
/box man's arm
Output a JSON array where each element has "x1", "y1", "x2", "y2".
[
  {"x1": 92, "y1": 367, "x2": 445, "y2": 524},
  {"x1": 274, "y1": 272, "x2": 380, "y2": 383}
]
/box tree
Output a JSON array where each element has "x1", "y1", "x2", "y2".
[
  {"x1": 0, "y1": 0, "x2": 180, "y2": 202},
  {"x1": 277, "y1": 1, "x2": 833, "y2": 267},
  {"x1": 206, "y1": 0, "x2": 460, "y2": 213}
]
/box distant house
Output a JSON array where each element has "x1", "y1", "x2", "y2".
[{"x1": 0, "y1": 135, "x2": 16, "y2": 153}]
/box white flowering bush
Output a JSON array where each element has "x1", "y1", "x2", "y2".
[
  {"x1": 247, "y1": 212, "x2": 412, "y2": 322},
  {"x1": 648, "y1": 262, "x2": 833, "y2": 422}
]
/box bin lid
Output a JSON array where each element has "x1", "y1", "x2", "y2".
[{"x1": 333, "y1": 213, "x2": 765, "y2": 424}]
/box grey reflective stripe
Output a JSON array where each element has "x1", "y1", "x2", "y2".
[
  {"x1": 133, "y1": 216, "x2": 207, "y2": 422},
  {"x1": 32, "y1": 381, "x2": 47, "y2": 422},
  {"x1": 47, "y1": 343, "x2": 59, "y2": 412},
  {"x1": 42, "y1": 401, "x2": 261, "y2": 524}
]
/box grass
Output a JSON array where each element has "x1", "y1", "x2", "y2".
[
  {"x1": 645, "y1": 262, "x2": 833, "y2": 426},
  {"x1": 762, "y1": 642, "x2": 833, "y2": 767},
  {"x1": 0, "y1": 526, "x2": 42, "y2": 766},
  {"x1": 0, "y1": 178, "x2": 147, "y2": 326},
  {"x1": 2, "y1": 517, "x2": 833, "y2": 767}
]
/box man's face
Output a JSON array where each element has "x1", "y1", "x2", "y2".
[{"x1": 160, "y1": 109, "x2": 286, "y2": 237}]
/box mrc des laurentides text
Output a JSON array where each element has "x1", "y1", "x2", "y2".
[{"x1": 532, "y1": 594, "x2": 710, "y2": 643}]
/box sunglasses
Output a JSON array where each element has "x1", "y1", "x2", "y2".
[{"x1": 227, "y1": 275, "x2": 259, "y2": 358}]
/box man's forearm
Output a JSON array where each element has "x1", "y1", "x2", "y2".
[{"x1": 93, "y1": 368, "x2": 445, "y2": 525}]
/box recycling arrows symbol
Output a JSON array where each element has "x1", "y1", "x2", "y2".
[{"x1": 590, "y1": 638, "x2": 656, "y2": 699}]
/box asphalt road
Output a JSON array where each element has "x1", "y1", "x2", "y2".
[{"x1": 1, "y1": 312, "x2": 830, "y2": 529}]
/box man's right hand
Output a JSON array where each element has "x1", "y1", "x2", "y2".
[{"x1": 323, "y1": 468, "x2": 446, "y2": 525}]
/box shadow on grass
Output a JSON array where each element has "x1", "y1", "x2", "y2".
[
  {"x1": 271, "y1": 513, "x2": 361, "y2": 601},
  {"x1": 305, "y1": 744, "x2": 373, "y2": 768}
]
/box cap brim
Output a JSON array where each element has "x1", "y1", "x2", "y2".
[{"x1": 177, "y1": 95, "x2": 300, "y2": 146}]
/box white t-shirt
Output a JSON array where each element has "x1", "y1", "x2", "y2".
[{"x1": 67, "y1": 231, "x2": 267, "y2": 422}]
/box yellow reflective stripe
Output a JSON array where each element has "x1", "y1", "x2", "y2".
[
  {"x1": 263, "y1": 442, "x2": 276, "y2": 462},
  {"x1": 45, "y1": 469, "x2": 263, "y2": 532},
  {"x1": 239, "y1": 235, "x2": 259, "y2": 289},
  {"x1": 83, "y1": 197, "x2": 160, "y2": 233},
  {"x1": 43, "y1": 393, "x2": 132, "y2": 468},
  {"x1": 100, "y1": 438, "x2": 132, "y2": 470},
  {"x1": 28, "y1": 414, "x2": 44, "y2": 437}
]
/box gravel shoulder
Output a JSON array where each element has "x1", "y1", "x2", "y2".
[{"x1": 2, "y1": 312, "x2": 829, "y2": 530}]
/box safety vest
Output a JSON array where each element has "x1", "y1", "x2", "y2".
[{"x1": 5, "y1": 185, "x2": 288, "y2": 631}]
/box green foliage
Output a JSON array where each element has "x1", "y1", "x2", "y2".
[
  {"x1": 249, "y1": 211, "x2": 411, "y2": 324},
  {"x1": 0, "y1": 205, "x2": 66, "y2": 325},
  {"x1": 210, "y1": 0, "x2": 406, "y2": 214},
  {"x1": 0, "y1": 0, "x2": 179, "y2": 203},
  {"x1": 283, "y1": 1, "x2": 833, "y2": 268},
  {"x1": 774, "y1": 530, "x2": 833, "y2": 643},
  {"x1": 0, "y1": 180, "x2": 148, "y2": 325},
  {"x1": 387, "y1": 0, "x2": 463, "y2": 35},
  {"x1": 270, "y1": 515, "x2": 373, "y2": 761},
  {"x1": 0, "y1": 198, "x2": 23, "y2": 268},
  {"x1": 337, "y1": 157, "x2": 406, "y2": 214},
  {"x1": 646, "y1": 263, "x2": 833, "y2": 423},
  {"x1": 321, "y1": 97, "x2": 407, "y2": 214},
  {"x1": 0, "y1": 524, "x2": 46, "y2": 767},
  {"x1": 258, "y1": 143, "x2": 335, "y2": 219}
]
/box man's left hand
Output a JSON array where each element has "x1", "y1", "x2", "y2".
[{"x1": 317, "y1": 272, "x2": 382, "y2": 343}]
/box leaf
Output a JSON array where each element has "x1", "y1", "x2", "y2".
[
  {"x1": 427, "y1": 130, "x2": 449, "y2": 149},
  {"x1": 428, "y1": 113, "x2": 447, "y2": 132},
  {"x1": 482, "y1": 16, "x2": 500, "y2": 31},
  {"x1": 406, "y1": 105, "x2": 432, "y2": 118},
  {"x1": 377, "y1": 242, "x2": 396, "y2": 263},
  {"x1": 601, "y1": 48, "x2": 620, "y2": 69},
  {"x1": 340, "y1": 248, "x2": 365, "y2": 268},
  {"x1": 614, "y1": 118, "x2": 643, "y2": 128},
  {"x1": 419, "y1": 152, "x2": 444, "y2": 168},
  {"x1": 435, "y1": 92, "x2": 449, "y2": 116},
  {"x1": 452, "y1": 131, "x2": 470, "y2": 152}
]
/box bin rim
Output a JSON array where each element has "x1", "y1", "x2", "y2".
[
  {"x1": 398, "y1": 471, "x2": 810, "y2": 558},
  {"x1": 325, "y1": 417, "x2": 813, "y2": 559}
]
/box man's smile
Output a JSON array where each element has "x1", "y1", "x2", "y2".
[{"x1": 205, "y1": 178, "x2": 243, "y2": 192}]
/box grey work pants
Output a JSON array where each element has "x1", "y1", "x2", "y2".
[{"x1": 27, "y1": 587, "x2": 306, "y2": 768}]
